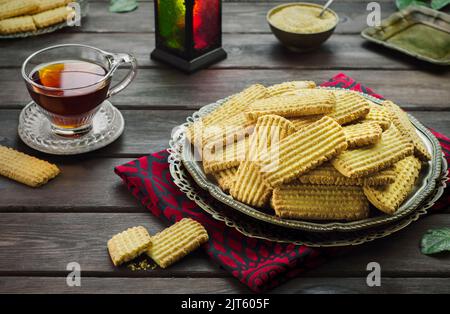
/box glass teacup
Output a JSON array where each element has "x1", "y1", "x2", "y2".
[{"x1": 22, "y1": 44, "x2": 137, "y2": 137}]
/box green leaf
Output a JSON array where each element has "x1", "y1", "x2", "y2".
[
  {"x1": 421, "y1": 228, "x2": 450, "y2": 255},
  {"x1": 109, "y1": 0, "x2": 138, "y2": 13},
  {"x1": 431, "y1": 0, "x2": 450, "y2": 9},
  {"x1": 396, "y1": 0, "x2": 413, "y2": 10},
  {"x1": 396, "y1": 0, "x2": 430, "y2": 10}
]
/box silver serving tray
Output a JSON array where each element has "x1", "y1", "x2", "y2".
[
  {"x1": 170, "y1": 87, "x2": 447, "y2": 234},
  {"x1": 168, "y1": 147, "x2": 447, "y2": 246}
]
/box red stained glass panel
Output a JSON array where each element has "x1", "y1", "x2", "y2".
[{"x1": 193, "y1": 0, "x2": 220, "y2": 51}]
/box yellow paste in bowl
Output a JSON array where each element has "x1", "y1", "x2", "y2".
[{"x1": 270, "y1": 4, "x2": 337, "y2": 34}]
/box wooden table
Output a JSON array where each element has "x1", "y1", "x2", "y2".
[{"x1": 0, "y1": 0, "x2": 449, "y2": 294}]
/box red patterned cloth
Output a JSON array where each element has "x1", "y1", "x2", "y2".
[{"x1": 115, "y1": 74, "x2": 449, "y2": 292}]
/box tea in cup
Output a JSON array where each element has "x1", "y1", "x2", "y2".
[{"x1": 22, "y1": 44, "x2": 137, "y2": 137}]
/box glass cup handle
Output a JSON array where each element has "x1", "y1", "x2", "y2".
[{"x1": 107, "y1": 53, "x2": 138, "y2": 98}]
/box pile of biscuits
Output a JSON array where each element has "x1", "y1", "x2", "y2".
[
  {"x1": 187, "y1": 81, "x2": 431, "y2": 221},
  {"x1": 0, "y1": 0, "x2": 75, "y2": 35},
  {"x1": 107, "y1": 218, "x2": 209, "y2": 268}
]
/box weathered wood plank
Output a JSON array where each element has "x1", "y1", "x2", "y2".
[
  {"x1": 1, "y1": 33, "x2": 445, "y2": 70},
  {"x1": 0, "y1": 213, "x2": 448, "y2": 277},
  {"x1": 77, "y1": 1, "x2": 397, "y2": 35},
  {"x1": 1, "y1": 68, "x2": 449, "y2": 110},
  {"x1": 1, "y1": 110, "x2": 449, "y2": 159},
  {"x1": 0, "y1": 213, "x2": 217, "y2": 275},
  {"x1": 0, "y1": 158, "x2": 142, "y2": 212},
  {"x1": 1, "y1": 276, "x2": 449, "y2": 294}
]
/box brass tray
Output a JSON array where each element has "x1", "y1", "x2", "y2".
[
  {"x1": 169, "y1": 87, "x2": 447, "y2": 235},
  {"x1": 361, "y1": 6, "x2": 450, "y2": 66}
]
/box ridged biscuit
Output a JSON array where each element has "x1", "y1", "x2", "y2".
[
  {"x1": 327, "y1": 90, "x2": 370, "y2": 125},
  {"x1": 0, "y1": 15, "x2": 36, "y2": 34},
  {"x1": 382, "y1": 100, "x2": 431, "y2": 161},
  {"x1": 34, "y1": 0, "x2": 72, "y2": 14},
  {"x1": 0, "y1": 145, "x2": 59, "y2": 187},
  {"x1": 298, "y1": 162, "x2": 395, "y2": 186},
  {"x1": 266, "y1": 81, "x2": 316, "y2": 97},
  {"x1": 212, "y1": 167, "x2": 237, "y2": 192},
  {"x1": 32, "y1": 6, "x2": 72, "y2": 28},
  {"x1": 245, "y1": 114, "x2": 297, "y2": 160},
  {"x1": 107, "y1": 226, "x2": 152, "y2": 266},
  {"x1": 258, "y1": 116, "x2": 348, "y2": 187},
  {"x1": 290, "y1": 115, "x2": 323, "y2": 130},
  {"x1": 343, "y1": 121, "x2": 383, "y2": 148},
  {"x1": 332, "y1": 125, "x2": 414, "y2": 178},
  {"x1": 188, "y1": 84, "x2": 267, "y2": 146},
  {"x1": 230, "y1": 115, "x2": 296, "y2": 207},
  {"x1": 186, "y1": 119, "x2": 251, "y2": 150},
  {"x1": 202, "y1": 138, "x2": 249, "y2": 173},
  {"x1": 200, "y1": 119, "x2": 253, "y2": 149},
  {"x1": 272, "y1": 184, "x2": 369, "y2": 221},
  {"x1": 363, "y1": 100, "x2": 392, "y2": 130},
  {"x1": 0, "y1": 0, "x2": 39, "y2": 20},
  {"x1": 230, "y1": 161, "x2": 273, "y2": 207},
  {"x1": 201, "y1": 84, "x2": 267, "y2": 127},
  {"x1": 147, "y1": 218, "x2": 209, "y2": 268},
  {"x1": 364, "y1": 156, "x2": 422, "y2": 214},
  {"x1": 246, "y1": 90, "x2": 335, "y2": 121}
]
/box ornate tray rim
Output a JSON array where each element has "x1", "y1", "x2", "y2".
[
  {"x1": 168, "y1": 149, "x2": 447, "y2": 246},
  {"x1": 0, "y1": 22, "x2": 69, "y2": 40},
  {"x1": 170, "y1": 87, "x2": 447, "y2": 234}
]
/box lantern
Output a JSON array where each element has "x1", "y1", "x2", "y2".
[{"x1": 151, "y1": 0, "x2": 227, "y2": 73}]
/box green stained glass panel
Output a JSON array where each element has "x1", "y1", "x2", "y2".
[{"x1": 157, "y1": 0, "x2": 186, "y2": 50}]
